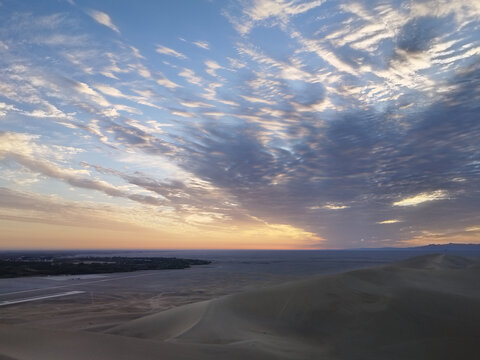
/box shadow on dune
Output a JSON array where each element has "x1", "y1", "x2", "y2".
[{"x1": 108, "y1": 254, "x2": 480, "y2": 359}]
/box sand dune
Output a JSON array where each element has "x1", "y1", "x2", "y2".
[{"x1": 1, "y1": 254, "x2": 479, "y2": 359}]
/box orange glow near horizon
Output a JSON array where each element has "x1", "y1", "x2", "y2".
[
  {"x1": 0, "y1": 218, "x2": 325, "y2": 250},
  {"x1": 3, "y1": 215, "x2": 479, "y2": 250}
]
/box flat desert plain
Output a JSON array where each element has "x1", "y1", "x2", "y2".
[{"x1": 0, "y1": 251, "x2": 479, "y2": 359}]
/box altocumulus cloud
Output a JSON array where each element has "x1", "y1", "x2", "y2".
[{"x1": 0, "y1": 0, "x2": 479, "y2": 248}]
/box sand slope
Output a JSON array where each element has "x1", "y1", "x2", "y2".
[{"x1": 1, "y1": 254, "x2": 479, "y2": 359}]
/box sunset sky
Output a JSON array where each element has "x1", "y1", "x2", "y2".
[{"x1": 1, "y1": 0, "x2": 479, "y2": 249}]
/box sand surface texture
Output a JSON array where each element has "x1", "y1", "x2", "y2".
[{"x1": 1, "y1": 254, "x2": 479, "y2": 359}]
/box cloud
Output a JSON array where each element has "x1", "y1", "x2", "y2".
[
  {"x1": 377, "y1": 219, "x2": 401, "y2": 224},
  {"x1": 323, "y1": 204, "x2": 350, "y2": 210},
  {"x1": 193, "y1": 41, "x2": 209, "y2": 50},
  {"x1": 0, "y1": 102, "x2": 17, "y2": 116},
  {"x1": 226, "y1": 0, "x2": 325, "y2": 35},
  {"x1": 205, "y1": 60, "x2": 223, "y2": 77},
  {"x1": 0, "y1": 187, "x2": 144, "y2": 231},
  {"x1": 218, "y1": 99, "x2": 239, "y2": 107},
  {"x1": 74, "y1": 81, "x2": 111, "y2": 107},
  {"x1": 1, "y1": 0, "x2": 480, "y2": 249},
  {"x1": 240, "y1": 95, "x2": 275, "y2": 105},
  {"x1": 156, "y1": 44, "x2": 187, "y2": 59},
  {"x1": 95, "y1": 84, "x2": 125, "y2": 98},
  {"x1": 80, "y1": 162, "x2": 257, "y2": 227},
  {"x1": 87, "y1": 10, "x2": 120, "y2": 33},
  {"x1": 0, "y1": 132, "x2": 166, "y2": 207},
  {"x1": 397, "y1": 16, "x2": 448, "y2": 53},
  {"x1": 36, "y1": 34, "x2": 88, "y2": 47},
  {"x1": 393, "y1": 190, "x2": 450, "y2": 207},
  {"x1": 94, "y1": 83, "x2": 160, "y2": 110},
  {"x1": 178, "y1": 67, "x2": 203, "y2": 86},
  {"x1": 246, "y1": 0, "x2": 324, "y2": 21},
  {"x1": 179, "y1": 100, "x2": 214, "y2": 108},
  {"x1": 174, "y1": 60, "x2": 480, "y2": 247},
  {"x1": 156, "y1": 73, "x2": 182, "y2": 89},
  {"x1": 410, "y1": 0, "x2": 480, "y2": 24}
]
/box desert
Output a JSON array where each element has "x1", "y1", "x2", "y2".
[{"x1": 1, "y1": 251, "x2": 479, "y2": 359}]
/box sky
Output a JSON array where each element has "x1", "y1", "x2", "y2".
[{"x1": 0, "y1": 0, "x2": 479, "y2": 250}]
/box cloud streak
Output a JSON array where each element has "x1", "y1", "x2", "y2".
[
  {"x1": 156, "y1": 45, "x2": 187, "y2": 59},
  {"x1": 87, "y1": 10, "x2": 120, "y2": 33}
]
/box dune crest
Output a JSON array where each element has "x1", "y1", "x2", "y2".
[{"x1": 109, "y1": 300, "x2": 210, "y2": 341}]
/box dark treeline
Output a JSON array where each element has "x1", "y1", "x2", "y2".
[{"x1": 0, "y1": 256, "x2": 211, "y2": 278}]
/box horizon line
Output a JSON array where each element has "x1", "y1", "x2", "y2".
[{"x1": 1, "y1": 243, "x2": 479, "y2": 252}]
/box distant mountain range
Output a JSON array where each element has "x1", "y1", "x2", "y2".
[
  {"x1": 353, "y1": 243, "x2": 480, "y2": 252},
  {"x1": 410, "y1": 243, "x2": 480, "y2": 251}
]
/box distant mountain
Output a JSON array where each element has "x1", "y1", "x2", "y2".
[
  {"x1": 350, "y1": 243, "x2": 480, "y2": 252},
  {"x1": 409, "y1": 243, "x2": 480, "y2": 252}
]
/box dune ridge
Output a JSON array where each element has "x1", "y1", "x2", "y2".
[{"x1": 1, "y1": 254, "x2": 479, "y2": 359}]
